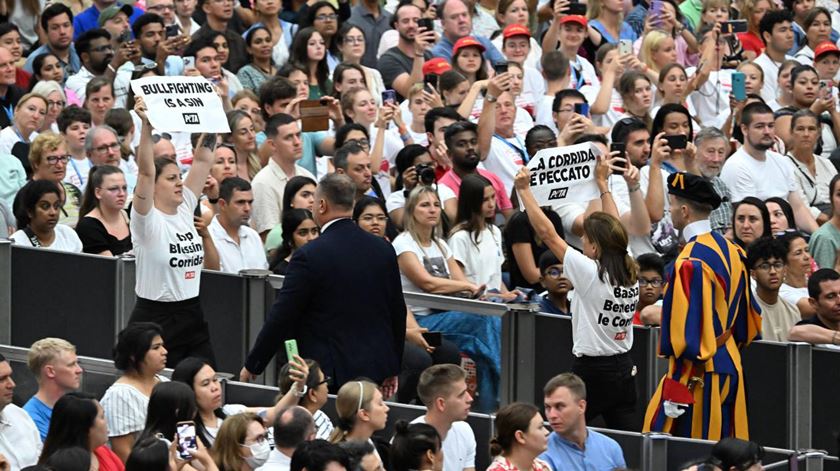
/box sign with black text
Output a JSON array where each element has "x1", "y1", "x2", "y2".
[
  {"x1": 523, "y1": 142, "x2": 602, "y2": 208},
  {"x1": 130, "y1": 76, "x2": 231, "y2": 133}
]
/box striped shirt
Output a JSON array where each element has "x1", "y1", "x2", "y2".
[
  {"x1": 313, "y1": 409, "x2": 334, "y2": 440},
  {"x1": 101, "y1": 376, "x2": 169, "y2": 437}
]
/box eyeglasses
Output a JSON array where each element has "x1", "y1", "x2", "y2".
[
  {"x1": 317, "y1": 376, "x2": 332, "y2": 387},
  {"x1": 756, "y1": 262, "x2": 785, "y2": 272},
  {"x1": 360, "y1": 214, "x2": 387, "y2": 223},
  {"x1": 315, "y1": 13, "x2": 338, "y2": 21},
  {"x1": 94, "y1": 142, "x2": 120, "y2": 153},
  {"x1": 152, "y1": 132, "x2": 172, "y2": 143},
  {"x1": 343, "y1": 36, "x2": 365, "y2": 44},
  {"x1": 545, "y1": 267, "x2": 564, "y2": 278},
  {"x1": 92, "y1": 44, "x2": 114, "y2": 53},
  {"x1": 47, "y1": 100, "x2": 65, "y2": 108},
  {"x1": 104, "y1": 185, "x2": 128, "y2": 193},
  {"x1": 45, "y1": 155, "x2": 70, "y2": 165},
  {"x1": 639, "y1": 278, "x2": 664, "y2": 287}
]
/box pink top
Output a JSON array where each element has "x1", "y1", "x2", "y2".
[
  {"x1": 486, "y1": 456, "x2": 552, "y2": 471},
  {"x1": 439, "y1": 168, "x2": 513, "y2": 211}
]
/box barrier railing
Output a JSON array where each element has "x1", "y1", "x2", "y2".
[{"x1": 1, "y1": 241, "x2": 838, "y2": 454}]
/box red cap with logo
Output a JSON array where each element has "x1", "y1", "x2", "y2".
[
  {"x1": 422, "y1": 58, "x2": 453, "y2": 75},
  {"x1": 815, "y1": 41, "x2": 840, "y2": 61},
  {"x1": 503, "y1": 23, "x2": 531, "y2": 39},
  {"x1": 559, "y1": 15, "x2": 587, "y2": 28},
  {"x1": 452, "y1": 36, "x2": 486, "y2": 56}
]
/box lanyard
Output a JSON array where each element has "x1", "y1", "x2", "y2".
[
  {"x1": 493, "y1": 134, "x2": 528, "y2": 163},
  {"x1": 571, "y1": 59, "x2": 585, "y2": 90},
  {"x1": 12, "y1": 125, "x2": 24, "y2": 141},
  {"x1": 69, "y1": 158, "x2": 85, "y2": 187},
  {"x1": 2, "y1": 104, "x2": 12, "y2": 124}
]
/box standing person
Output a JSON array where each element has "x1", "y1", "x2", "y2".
[
  {"x1": 514, "y1": 166, "x2": 640, "y2": 431},
  {"x1": 76, "y1": 165, "x2": 132, "y2": 256},
  {"x1": 209, "y1": 177, "x2": 269, "y2": 274},
  {"x1": 128, "y1": 96, "x2": 220, "y2": 370},
  {"x1": 644, "y1": 172, "x2": 762, "y2": 440},
  {"x1": 239, "y1": 174, "x2": 406, "y2": 396},
  {"x1": 346, "y1": 0, "x2": 392, "y2": 68},
  {"x1": 755, "y1": 10, "x2": 796, "y2": 104},
  {"x1": 23, "y1": 338, "x2": 83, "y2": 440}
]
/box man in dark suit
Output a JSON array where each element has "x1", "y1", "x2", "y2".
[{"x1": 239, "y1": 171, "x2": 406, "y2": 393}]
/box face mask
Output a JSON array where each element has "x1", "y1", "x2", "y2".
[{"x1": 244, "y1": 440, "x2": 271, "y2": 469}]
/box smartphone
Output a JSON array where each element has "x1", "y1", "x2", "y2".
[
  {"x1": 664, "y1": 134, "x2": 688, "y2": 150},
  {"x1": 649, "y1": 0, "x2": 664, "y2": 17},
  {"x1": 721, "y1": 20, "x2": 748, "y2": 34},
  {"x1": 610, "y1": 142, "x2": 626, "y2": 175},
  {"x1": 183, "y1": 56, "x2": 195, "y2": 69},
  {"x1": 421, "y1": 331, "x2": 443, "y2": 347},
  {"x1": 820, "y1": 79, "x2": 834, "y2": 98},
  {"x1": 573, "y1": 102, "x2": 589, "y2": 116},
  {"x1": 567, "y1": 2, "x2": 587, "y2": 15},
  {"x1": 165, "y1": 24, "x2": 180, "y2": 38},
  {"x1": 284, "y1": 339, "x2": 299, "y2": 363},
  {"x1": 619, "y1": 39, "x2": 633, "y2": 56},
  {"x1": 424, "y1": 74, "x2": 439, "y2": 91},
  {"x1": 418, "y1": 17, "x2": 434, "y2": 31},
  {"x1": 731, "y1": 72, "x2": 746, "y2": 101},
  {"x1": 117, "y1": 29, "x2": 131, "y2": 44},
  {"x1": 493, "y1": 61, "x2": 509, "y2": 75},
  {"x1": 382, "y1": 89, "x2": 397, "y2": 105},
  {"x1": 176, "y1": 421, "x2": 197, "y2": 460}
]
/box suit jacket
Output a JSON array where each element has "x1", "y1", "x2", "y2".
[{"x1": 244, "y1": 218, "x2": 406, "y2": 386}]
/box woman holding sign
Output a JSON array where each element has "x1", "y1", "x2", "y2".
[
  {"x1": 128, "y1": 96, "x2": 220, "y2": 371},
  {"x1": 514, "y1": 158, "x2": 640, "y2": 431}
]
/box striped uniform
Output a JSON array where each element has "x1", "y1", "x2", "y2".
[{"x1": 643, "y1": 230, "x2": 762, "y2": 440}]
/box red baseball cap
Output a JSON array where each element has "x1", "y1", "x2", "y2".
[
  {"x1": 452, "y1": 36, "x2": 485, "y2": 56},
  {"x1": 423, "y1": 58, "x2": 452, "y2": 75},
  {"x1": 503, "y1": 23, "x2": 531, "y2": 39},
  {"x1": 815, "y1": 41, "x2": 840, "y2": 61},
  {"x1": 559, "y1": 15, "x2": 587, "y2": 28}
]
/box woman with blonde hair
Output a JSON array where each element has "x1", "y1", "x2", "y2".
[
  {"x1": 639, "y1": 29, "x2": 677, "y2": 77},
  {"x1": 738, "y1": 0, "x2": 774, "y2": 59},
  {"x1": 587, "y1": 0, "x2": 638, "y2": 46},
  {"x1": 487, "y1": 403, "x2": 550, "y2": 471},
  {"x1": 0, "y1": 92, "x2": 47, "y2": 166},
  {"x1": 211, "y1": 413, "x2": 270, "y2": 470},
  {"x1": 29, "y1": 131, "x2": 82, "y2": 227},
  {"x1": 225, "y1": 110, "x2": 262, "y2": 179},
  {"x1": 329, "y1": 380, "x2": 390, "y2": 460},
  {"x1": 515, "y1": 163, "x2": 640, "y2": 431}
]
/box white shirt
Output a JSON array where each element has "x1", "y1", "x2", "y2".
[
  {"x1": 787, "y1": 153, "x2": 838, "y2": 218},
  {"x1": 393, "y1": 232, "x2": 453, "y2": 316},
  {"x1": 131, "y1": 187, "x2": 204, "y2": 301},
  {"x1": 258, "y1": 450, "x2": 291, "y2": 471},
  {"x1": 535, "y1": 94, "x2": 558, "y2": 134},
  {"x1": 0, "y1": 127, "x2": 37, "y2": 156},
  {"x1": 794, "y1": 45, "x2": 814, "y2": 66},
  {"x1": 448, "y1": 225, "x2": 505, "y2": 291},
  {"x1": 66, "y1": 66, "x2": 130, "y2": 104},
  {"x1": 101, "y1": 376, "x2": 168, "y2": 437},
  {"x1": 250, "y1": 159, "x2": 316, "y2": 234},
  {"x1": 720, "y1": 147, "x2": 797, "y2": 202},
  {"x1": 482, "y1": 135, "x2": 527, "y2": 197},
  {"x1": 564, "y1": 248, "x2": 637, "y2": 357},
  {"x1": 754, "y1": 53, "x2": 797, "y2": 103},
  {"x1": 64, "y1": 156, "x2": 92, "y2": 190},
  {"x1": 10, "y1": 224, "x2": 83, "y2": 252},
  {"x1": 386, "y1": 184, "x2": 456, "y2": 214},
  {"x1": 313, "y1": 409, "x2": 334, "y2": 440},
  {"x1": 0, "y1": 404, "x2": 41, "y2": 471},
  {"x1": 686, "y1": 67, "x2": 734, "y2": 129},
  {"x1": 209, "y1": 216, "x2": 269, "y2": 274},
  {"x1": 411, "y1": 416, "x2": 475, "y2": 471},
  {"x1": 779, "y1": 282, "x2": 809, "y2": 310}
]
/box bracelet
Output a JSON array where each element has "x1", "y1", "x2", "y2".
[
  {"x1": 628, "y1": 184, "x2": 641, "y2": 193},
  {"x1": 600, "y1": 190, "x2": 611, "y2": 197},
  {"x1": 400, "y1": 133, "x2": 411, "y2": 143},
  {"x1": 485, "y1": 94, "x2": 498, "y2": 103}
]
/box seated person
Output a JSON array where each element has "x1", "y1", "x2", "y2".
[
  {"x1": 276, "y1": 360, "x2": 334, "y2": 440},
  {"x1": 635, "y1": 253, "x2": 665, "y2": 326},
  {"x1": 0, "y1": 353, "x2": 41, "y2": 469},
  {"x1": 11, "y1": 180, "x2": 83, "y2": 252},
  {"x1": 262, "y1": 406, "x2": 316, "y2": 471},
  {"x1": 748, "y1": 237, "x2": 801, "y2": 342},
  {"x1": 536, "y1": 251, "x2": 571, "y2": 316},
  {"x1": 23, "y1": 337, "x2": 83, "y2": 440},
  {"x1": 539, "y1": 373, "x2": 625, "y2": 471},
  {"x1": 789, "y1": 268, "x2": 840, "y2": 344}
]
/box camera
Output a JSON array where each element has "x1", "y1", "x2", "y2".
[{"x1": 415, "y1": 163, "x2": 436, "y2": 186}]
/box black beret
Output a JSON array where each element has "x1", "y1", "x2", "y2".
[{"x1": 667, "y1": 172, "x2": 722, "y2": 210}]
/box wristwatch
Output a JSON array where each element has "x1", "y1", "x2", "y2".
[{"x1": 485, "y1": 94, "x2": 498, "y2": 103}]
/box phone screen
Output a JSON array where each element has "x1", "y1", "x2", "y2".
[{"x1": 177, "y1": 422, "x2": 197, "y2": 460}]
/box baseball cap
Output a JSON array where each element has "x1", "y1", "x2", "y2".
[
  {"x1": 98, "y1": 3, "x2": 134, "y2": 27},
  {"x1": 815, "y1": 41, "x2": 840, "y2": 61},
  {"x1": 559, "y1": 15, "x2": 587, "y2": 28},
  {"x1": 452, "y1": 36, "x2": 485, "y2": 56},
  {"x1": 502, "y1": 23, "x2": 530, "y2": 39},
  {"x1": 423, "y1": 58, "x2": 452, "y2": 75}
]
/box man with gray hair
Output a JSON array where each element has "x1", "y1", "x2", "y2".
[
  {"x1": 261, "y1": 406, "x2": 316, "y2": 471},
  {"x1": 241, "y1": 173, "x2": 406, "y2": 398},
  {"x1": 694, "y1": 127, "x2": 733, "y2": 235},
  {"x1": 86, "y1": 124, "x2": 137, "y2": 193}
]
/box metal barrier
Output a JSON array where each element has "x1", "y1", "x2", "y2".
[{"x1": 0, "y1": 242, "x2": 838, "y2": 455}]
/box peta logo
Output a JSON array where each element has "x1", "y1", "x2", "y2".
[
  {"x1": 185, "y1": 271, "x2": 195, "y2": 279},
  {"x1": 548, "y1": 188, "x2": 568, "y2": 199},
  {"x1": 183, "y1": 113, "x2": 200, "y2": 124}
]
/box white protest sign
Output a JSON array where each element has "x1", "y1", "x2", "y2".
[
  {"x1": 130, "y1": 76, "x2": 230, "y2": 133},
  {"x1": 523, "y1": 142, "x2": 602, "y2": 208}
]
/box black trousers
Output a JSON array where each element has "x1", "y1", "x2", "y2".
[
  {"x1": 129, "y1": 297, "x2": 217, "y2": 369},
  {"x1": 571, "y1": 351, "x2": 638, "y2": 431},
  {"x1": 398, "y1": 339, "x2": 462, "y2": 403}
]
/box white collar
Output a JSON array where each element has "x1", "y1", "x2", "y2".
[
  {"x1": 320, "y1": 217, "x2": 350, "y2": 233},
  {"x1": 681, "y1": 219, "x2": 712, "y2": 242}
]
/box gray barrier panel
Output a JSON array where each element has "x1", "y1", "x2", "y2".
[
  {"x1": 665, "y1": 437, "x2": 797, "y2": 470},
  {"x1": 593, "y1": 428, "x2": 643, "y2": 469},
  {"x1": 10, "y1": 246, "x2": 118, "y2": 359},
  {"x1": 811, "y1": 347, "x2": 840, "y2": 455},
  {"x1": 741, "y1": 340, "x2": 791, "y2": 449},
  {"x1": 200, "y1": 270, "x2": 248, "y2": 375}
]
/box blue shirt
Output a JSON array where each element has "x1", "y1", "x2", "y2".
[
  {"x1": 539, "y1": 429, "x2": 626, "y2": 471},
  {"x1": 430, "y1": 35, "x2": 505, "y2": 65},
  {"x1": 73, "y1": 5, "x2": 144, "y2": 40},
  {"x1": 537, "y1": 294, "x2": 570, "y2": 316},
  {"x1": 22, "y1": 396, "x2": 52, "y2": 441},
  {"x1": 588, "y1": 19, "x2": 638, "y2": 44},
  {"x1": 23, "y1": 44, "x2": 82, "y2": 78}
]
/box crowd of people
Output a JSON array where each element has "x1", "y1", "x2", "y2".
[{"x1": 3, "y1": 0, "x2": 840, "y2": 465}]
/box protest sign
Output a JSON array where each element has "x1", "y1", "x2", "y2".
[
  {"x1": 130, "y1": 76, "x2": 231, "y2": 133},
  {"x1": 523, "y1": 142, "x2": 602, "y2": 208}
]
